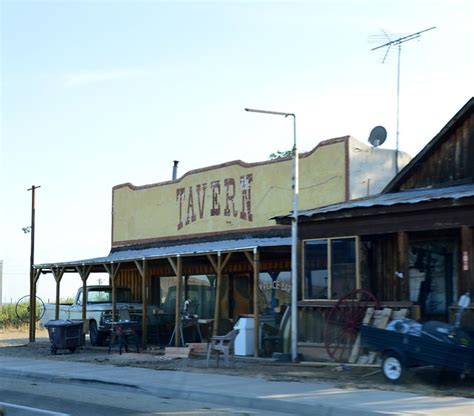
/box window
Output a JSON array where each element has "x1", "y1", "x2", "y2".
[
  {"x1": 303, "y1": 237, "x2": 359, "y2": 300},
  {"x1": 86, "y1": 288, "x2": 133, "y2": 303}
]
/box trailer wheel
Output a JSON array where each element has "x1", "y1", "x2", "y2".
[{"x1": 382, "y1": 353, "x2": 405, "y2": 382}]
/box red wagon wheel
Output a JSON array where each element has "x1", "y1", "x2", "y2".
[{"x1": 324, "y1": 289, "x2": 380, "y2": 363}]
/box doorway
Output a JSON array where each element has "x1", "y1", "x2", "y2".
[
  {"x1": 409, "y1": 240, "x2": 456, "y2": 321},
  {"x1": 229, "y1": 273, "x2": 253, "y2": 321}
]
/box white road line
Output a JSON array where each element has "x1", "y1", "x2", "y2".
[{"x1": 0, "y1": 401, "x2": 70, "y2": 415}]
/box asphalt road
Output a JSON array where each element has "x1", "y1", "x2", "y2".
[{"x1": 0, "y1": 375, "x2": 292, "y2": 416}]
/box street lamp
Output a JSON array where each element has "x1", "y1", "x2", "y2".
[{"x1": 244, "y1": 108, "x2": 299, "y2": 362}]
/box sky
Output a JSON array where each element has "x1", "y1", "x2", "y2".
[{"x1": 1, "y1": 0, "x2": 473, "y2": 304}]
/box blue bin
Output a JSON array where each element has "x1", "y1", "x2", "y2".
[{"x1": 45, "y1": 319, "x2": 84, "y2": 355}]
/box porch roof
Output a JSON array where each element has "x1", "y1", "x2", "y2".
[
  {"x1": 274, "y1": 183, "x2": 474, "y2": 223},
  {"x1": 34, "y1": 236, "x2": 291, "y2": 270}
]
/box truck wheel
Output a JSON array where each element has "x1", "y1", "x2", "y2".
[
  {"x1": 89, "y1": 321, "x2": 105, "y2": 347},
  {"x1": 382, "y1": 352, "x2": 405, "y2": 382}
]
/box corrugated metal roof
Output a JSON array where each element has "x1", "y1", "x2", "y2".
[
  {"x1": 275, "y1": 183, "x2": 474, "y2": 221},
  {"x1": 35, "y1": 236, "x2": 292, "y2": 268}
]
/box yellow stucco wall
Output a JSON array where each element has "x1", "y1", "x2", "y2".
[{"x1": 112, "y1": 139, "x2": 347, "y2": 246}]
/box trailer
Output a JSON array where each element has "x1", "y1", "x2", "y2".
[{"x1": 361, "y1": 320, "x2": 474, "y2": 382}]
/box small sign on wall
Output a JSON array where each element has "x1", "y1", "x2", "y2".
[{"x1": 462, "y1": 250, "x2": 470, "y2": 271}]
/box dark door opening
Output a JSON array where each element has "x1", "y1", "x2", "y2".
[{"x1": 409, "y1": 241, "x2": 455, "y2": 321}]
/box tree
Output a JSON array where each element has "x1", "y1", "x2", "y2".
[{"x1": 268, "y1": 150, "x2": 292, "y2": 160}]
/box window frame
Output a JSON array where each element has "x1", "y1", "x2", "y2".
[{"x1": 302, "y1": 236, "x2": 360, "y2": 301}]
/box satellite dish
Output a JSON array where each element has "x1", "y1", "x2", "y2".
[{"x1": 368, "y1": 126, "x2": 387, "y2": 147}]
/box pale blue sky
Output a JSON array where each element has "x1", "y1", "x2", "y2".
[{"x1": 1, "y1": 0, "x2": 473, "y2": 302}]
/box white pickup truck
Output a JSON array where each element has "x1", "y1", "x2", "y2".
[{"x1": 40, "y1": 285, "x2": 144, "y2": 346}]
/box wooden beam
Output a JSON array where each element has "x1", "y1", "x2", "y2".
[
  {"x1": 240, "y1": 249, "x2": 261, "y2": 356},
  {"x1": 103, "y1": 263, "x2": 111, "y2": 275},
  {"x1": 244, "y1": 251, "x2": 253, "y2": 267},
  {"x1": 206, "y1": 254, "x2": 218, "y2": 273},
  {"x1": 52, "y1": 267, "x2": 65, "y2": 320},
  {"x1": 33, "y1": 268, "x2": 41, "y2": 284},
  {"x1": 299, "y1": 204, "x2": 474, "y2": 239},
  {"x1": 213, "y1": 252, "x2": 223, "y2": 336},
  {"x1": 106, "y1": 263, "x2": 121, "y2": 322},
  {"x1": 174, "y1": 256, "x2": 182, "y2": 347},
  {"x1": 30, "y1": 269, "x2": 39, "y2": 342},
  {"x1": 138, "y1": 259, "x2": 148, "y2": 347},
  {"x1": 221, "y1": 252, "x2": 232, "y2": 271},
  {"x1": 75, "y1": 265, "x2": 91, "y2": 322},
  {"x1": 167, "y1": 257, "x2": 178, "y2": 276},
  {"x1": 134, "y1": 259, "x2": 144, "y2": 277}
]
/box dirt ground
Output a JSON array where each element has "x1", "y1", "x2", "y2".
[{"x1": 0, "y1": 329, "x2": 473, "y2": 399}]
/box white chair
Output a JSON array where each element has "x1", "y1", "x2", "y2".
[{"x1": 206, "y1": 329, "x2": 239, "y2": 367}]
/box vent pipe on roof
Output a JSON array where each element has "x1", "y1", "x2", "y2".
[{"x1": 172, "y1": 160, "x2": 179, "y2": 180}]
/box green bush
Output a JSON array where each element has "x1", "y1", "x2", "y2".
[{"x1": 0, "y1": 303, "x2": 26, "y2": 329}]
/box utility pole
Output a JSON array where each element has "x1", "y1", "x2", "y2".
[
  {"x1": 371, "y1": 26, "x2": 436, "y2": 173},
  {"x1": 28, "y1": 185, "x2": 41, "y2": 342}
]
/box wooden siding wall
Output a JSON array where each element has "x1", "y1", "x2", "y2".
[
  {"x1": 115, "y1": 256, "x2": 291, "y2": 303},
  {"x1": 400, "y1": 112, "x2": 474, "y2": 190},
  {"x1": 116, "y1": 269, "x2": 143, "y2": 301},
  {"x1": 359, "y1": 239, "x2": 372, "y2": 293},
  {"x1": 300, "y1": 307, "x2": 331, "y2": 343}
]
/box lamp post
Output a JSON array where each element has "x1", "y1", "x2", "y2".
[{"x1": 244, "y1": 108, "x2": 298, "y2": 362}]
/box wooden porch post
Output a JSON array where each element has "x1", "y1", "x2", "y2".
[
  {"x1": 167, "y1": 256, "x2": 182, "y2": 347},
  {"x1": 460, "y1": 226, "x2": 473, "y2": 296},
  {"x1": 135, "y1": 259, "x2": 148, "y2": 347},
  {"x1": 30, "y1": 268, "x2": 41, "y2": 341},
  {"x1": 175, "y1": 256, "x2": 182, "y2": 347},
  {"x1": 52, "y1": 267, "x2": 65, "y2": 320},
  {"x1": 244, "y1": 249, "x2": 260, "y2": 357},
  {"x1": 397, "y1": 231, "x2": 409, "y2": 300},
  {"x1": 75, "y1": 265, "x2": 91, "y2": 323},
  {"x1": 104, "y1": 262, "x2": 121, "y2": 322},
  {"x1": 208, "y1": 252, "x2": 232, "y2": 336},
  {"x1": 211, "y1": 252, "x2": 222, "y2": 337}
]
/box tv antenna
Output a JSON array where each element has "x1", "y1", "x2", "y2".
[{"x1": 371, "y1": 26, "x2": 436, "y2": 173}]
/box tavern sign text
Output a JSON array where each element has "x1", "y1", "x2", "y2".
[{"x1": 176, "y1": 174, "x2": 253, "y2": 230}]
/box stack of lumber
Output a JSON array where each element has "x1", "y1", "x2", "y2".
[
  {"x1": 349, "y1": 307, "x2": 408, "y2": 364},
  {"x1": 164, "y1": 346, "x2": 191, "y2": 358},
  {"x1": 187, "y1": 342, "x2": 208, "y2": 356}
]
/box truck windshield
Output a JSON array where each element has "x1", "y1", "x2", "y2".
[{"x1": 87, "y1": 288, "x2": 133, "y2": 303}]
